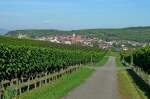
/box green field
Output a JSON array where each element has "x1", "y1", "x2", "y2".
[{"x1": 19, "y1": 67, "x2": 94, "y2": 99}]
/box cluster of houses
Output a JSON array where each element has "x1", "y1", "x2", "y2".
[
  {"x1": 17, "y1": 33, "x2": 150, "y2": 50},
  {"x1": 34, "y1": 34, "x2": 116, "y2": 49},
  {"x1": 35, "y1": 34, "x2": 82, "y2": 45}
]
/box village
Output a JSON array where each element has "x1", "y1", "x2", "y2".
[{"x1": 18, "y1": 33, "x2": 149, "y2": 51}]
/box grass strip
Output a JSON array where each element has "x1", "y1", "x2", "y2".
[
  {"x1": 107, "y1": 51, "x2": 125, "y2": 68},
  {"x1": 115, "y1": 56, "x2": 125, "y2": 68},
  {"x1": 19, "y1": 67, "x2": 94, "y2": 99},
  {"x1": 109, "y1": 51, "x2": 126, "y2": 68},
  {"x1": 108, "y1": 51, "x2": 120, "y2": 57},
  {"x1": 117, "y1": 71, "x2": 148, "y2": 99},
  {"x1": 94, "y1": 56, "x2": 109, "y2": 67}
]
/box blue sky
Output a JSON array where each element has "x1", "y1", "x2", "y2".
[{"x1": 0, "y1": 0, "x2": 150, "y2": 30}]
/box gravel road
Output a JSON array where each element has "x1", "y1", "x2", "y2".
[{"x1": 62, "y1": 56, "x2": 120, "y2": 99}]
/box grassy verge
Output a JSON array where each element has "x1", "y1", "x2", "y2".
[
  {"x1": 108, "y1": 51, "x2": 125, "y2": 68},
  {"x1": 118, "y1": 70, "x2": 148, "y2": 99},
  {"x1": 108, "y1": 51, "x2": 120, "y2": 57},
  {"x1": 127, "y1": 70, "x2": 150, "y2": 98},
  {"x1": 115, "y1": 56, "x2": 125, "y2": 68},
  {"x1": 19, "y1": 67, "x2": 94, "y2": 99},
  {"x1": 94, "y1": 56, "x2": 109, "y2": 67}
]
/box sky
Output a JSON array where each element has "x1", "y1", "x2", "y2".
[{"x1": 0, "y1": 0, "x2": 150, "y2": 30}]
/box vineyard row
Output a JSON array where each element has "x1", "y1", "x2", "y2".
[
  {"x1": 0, "y1": 44, "x2": 106, "y2": 81},
  {"x1": 120, "y1": 46, "x2": 150, "y2": 74}
]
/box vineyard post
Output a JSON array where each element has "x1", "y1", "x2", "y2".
[
  {"x1": 27, "y1": 85, "x2": 30, "y2": 92},
  {"x1": 91, "y1": 55, "x2": 93, "y2": 66},
  {"x1": 122, "y1": 56, "x2": 125, "y2": 65},
  {"x1": 140, "y1": 70, "x2": 144, "y2": 80},
  {"x1": 139, "y1": 68, "x2": 142, "y2": 78},
  {"x1": 19, "y1": 77, "x2": 24, "y2": 94},
  {"x1": 130, "y1": 55, "x2": 133, "y2": 66}
]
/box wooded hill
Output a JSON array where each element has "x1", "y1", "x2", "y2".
[{"x1": 6, "y1": 26, "x2": 150, "y2": 42}]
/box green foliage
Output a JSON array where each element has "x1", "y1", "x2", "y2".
[
  {"x1": 120, "y1": 50, "x2": 133, "y2": 64},
  {"x1": 120, "y1": 47, "x2": 150, "y2": 74},
  {"x1": 3, "y1": 86, "x2": 16, "y2": 99},
  {"x1": 0, "y1": 36, "x2": 106, "y2": 80},
  {"x1": 0, "y1": 44, "x2": 105, "y2": 80}
]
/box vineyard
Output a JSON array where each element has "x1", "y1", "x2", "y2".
[
  {"x1": 0, "y1": 36, "x2": 106, "y2": 98},
  {"x1": 120, "y1": 47, "x2": 150, "y2": 74},
  {"x1": 1, "y1": 1, "x2": 150, "y2": 98},
  {"x1": 0, "y1": 44, "x2": 105, "y2": 80},
  {"x1": 120, "y1": 47, "x2": 150, "y2": 88},
  {"x1": 0, "y1": 36, "x2": 149, "y2": 99}
]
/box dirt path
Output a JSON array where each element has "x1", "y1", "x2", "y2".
[{"x1": 62, "y1": 56, "x2": 120, "y2": 99}]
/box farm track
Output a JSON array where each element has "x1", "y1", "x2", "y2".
[{"x1": 62, "y1": 56, "x2": 120, "y2": 99}]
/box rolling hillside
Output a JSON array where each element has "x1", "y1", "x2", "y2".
[{"x1": 6, "y1": 26, "x2": 150, "y2": 42}]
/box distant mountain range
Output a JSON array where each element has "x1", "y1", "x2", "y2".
[
  {"x1": 5, "y1": 26, "x2": 150, "y2": 42},
  {"x1": 0, "y1": 28, "x2": 8, "y2": 35}
]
